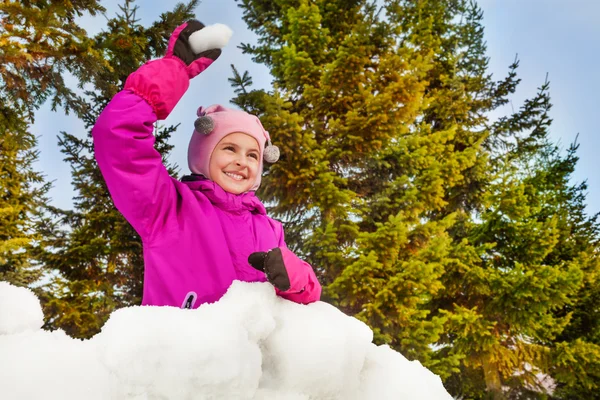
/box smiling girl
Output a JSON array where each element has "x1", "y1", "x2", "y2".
[
  {"x1": 210, "y1": 132, "x2": 260, "y2": 194},
  {"x1": 92, "y1": 21, "x2": 321, "y2": 308}
]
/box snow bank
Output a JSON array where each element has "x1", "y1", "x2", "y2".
[
  {"x1": 0, "y1": 281, "x2": 452, "y2": 399},
  {"x1": 0, "y1": 281, "x2": 44, "y2": 334}
]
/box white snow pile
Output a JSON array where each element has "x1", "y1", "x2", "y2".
[{"x1": 0, "y1": 281, "x2": 452, "y2": 399}]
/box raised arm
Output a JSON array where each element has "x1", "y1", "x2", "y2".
[
  {"x1": 93, "y1": 90, "x2": 173, "y2": 239},
  {"x1": 92, "y1": 21, "x2": 231, "y2": 239}
]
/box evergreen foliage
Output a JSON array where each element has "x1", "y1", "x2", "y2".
[
  {"x1": 0, "y1": 106, "x2": 48, "y2": 286},
  {"x1": 37, "y1": 0, "x2": 198, "y2": 338},
  {"x1": 0, "y1": 0, "x2": 105, "y2": 119},
  {"x1": 231, "y1": 0, "x2": 600, "y2": 397},
  {"x1": 0, "y1": 0, "x2": 105, "y2": 287},
  {"x1": 2, "y1": 0, "x2": 598, "y2": 396}
]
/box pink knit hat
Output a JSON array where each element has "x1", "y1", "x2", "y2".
[{"x1": 187, "y1": 105, "x2": 279, "y2": 191}]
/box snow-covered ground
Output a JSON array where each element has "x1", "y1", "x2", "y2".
[{"x1": 0, "y1": 281, "x2": 452, "y2": 399}]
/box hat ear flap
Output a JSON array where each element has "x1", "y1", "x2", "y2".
[{"x1": 194, "y1": 115, "x2": 215, "y2": 135}]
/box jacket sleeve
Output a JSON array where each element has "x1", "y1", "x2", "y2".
[
  {"x1": 273, "y1": 225, "x2": 322, "y2": 304},
  {"x1": 92, "y1": 90, "x2": 178, "y2": 240}
]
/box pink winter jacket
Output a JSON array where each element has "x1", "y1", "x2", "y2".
[{"x1": 92, "y1": 90, "x2": 321, "y2": 308}]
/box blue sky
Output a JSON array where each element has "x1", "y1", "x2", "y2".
[{"x1": 32, "y1": 0, "x2": 599, "y2": 215}]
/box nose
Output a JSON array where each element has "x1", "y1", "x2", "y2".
[{"x1": 235, "y1": 154, "x2": 247, "y2": 167}]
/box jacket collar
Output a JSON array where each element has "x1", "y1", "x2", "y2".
[{"x1": 181, "y1": 175, "x2": 266, "y2": 215}]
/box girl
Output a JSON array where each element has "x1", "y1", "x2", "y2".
[{"x1": 92, "y1": 20, "x2": 321, "y2": 308}]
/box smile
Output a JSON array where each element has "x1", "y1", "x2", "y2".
[{"x1": 224, "y1": 171, "x2": 245, "y2": 181}]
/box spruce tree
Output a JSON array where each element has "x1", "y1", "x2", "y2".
[
  {"x1": 39, "y1": 0, "x2": 198, "y2": 338},
  {"x1": 0, "y1": 0, "x2": 105, "y2": 119},
  {"x1": 0, "y1": 0, "x2": 104, "y2": 287},
  {"x1": 389, "y1": 2, "x2": 600, "y2": 397},
  {"x1": 232, "y1": 0, "x2": 600, "y2": 397},
  {"x1": 432, "y1": 80, "x2": 597, "y2": 399},
  {"x1": 543, "y1": 143, "x2": 600, "y2": 398},
  {"x1": 231, "y1": 0, "x2": 481, "y2": 379},
  {"x1": 393, "y1": 2, "x2": 594, "y2": 397},
  {"x1": 0, "y1": 107, "x2": 49, "y2": 286},
  {"x1": 395, "y1": 1, "x2": 600, "y2": 395}
]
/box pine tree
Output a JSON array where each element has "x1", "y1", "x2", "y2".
[
  {"x1": 39, "y1": 0, "x2": 199, "y2": 338},
  {"x1": 394, "y1": 1, "x2": 600, "y2": 397},
  {"x1": 0, "y1": 107, "x2": 49, "y2": 286},
  {"x1": 543, "y1": 143, "x2": 600, "y2": 398},
  {"x1": 0, "y1": 0, "x2": 105, "y2": 287},
  {"x1": 231, "y1": 0, "x2": 483, "y2": 379},
  {"x1": 232, "y1": 0, "x2": 600, "y2": 397},
  {"x1": 390, "y1": 1, "x2": 589, "y2": 396},
  {"x1": 0, "y1": 0, "x2": 105, "y2": 119},
  {"x1": 432, "y1": 80, "x2": 597, "y2": 399}
]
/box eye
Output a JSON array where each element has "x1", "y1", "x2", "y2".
[
  {"x1": 248, "y1": 152, "x2": 259, "y2": 160},
  {"x1": 223, "y1": 145, "x2": 235, "y2": 152}
]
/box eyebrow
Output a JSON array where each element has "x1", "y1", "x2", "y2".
[{"x1": 220, "y1": 142, "x2": 259, "y2": 153}]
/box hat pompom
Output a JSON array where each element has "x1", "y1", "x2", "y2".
[
  {"x1": 263, "y1": 142, "x2": 280, "y2": 163},
  {"x1": 194, "y1": 116, "x2": 214, "y2": 135}
]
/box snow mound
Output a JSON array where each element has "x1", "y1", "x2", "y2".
[
  {"x1": 0, "y1": 281, "x2": 452, "y2": 399},
  {"x1": 0, "y1": 281, "x2": 44, "y2": 334}
]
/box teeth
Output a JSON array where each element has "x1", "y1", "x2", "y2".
[{"x1": 225, "y1": 172, "x2": 244, "y2": 181}]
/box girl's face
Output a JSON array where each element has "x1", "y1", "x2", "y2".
[{"x1": 209, "y1": 132, "x2": 261, "y2": 194}]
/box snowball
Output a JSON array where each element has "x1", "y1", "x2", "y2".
[
  {"x1": 188, "y1": 23, "x2": 233, "y2": 54},
  {"x1": 0, "y1": 281, "x2": 44, "y2": 335}
]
